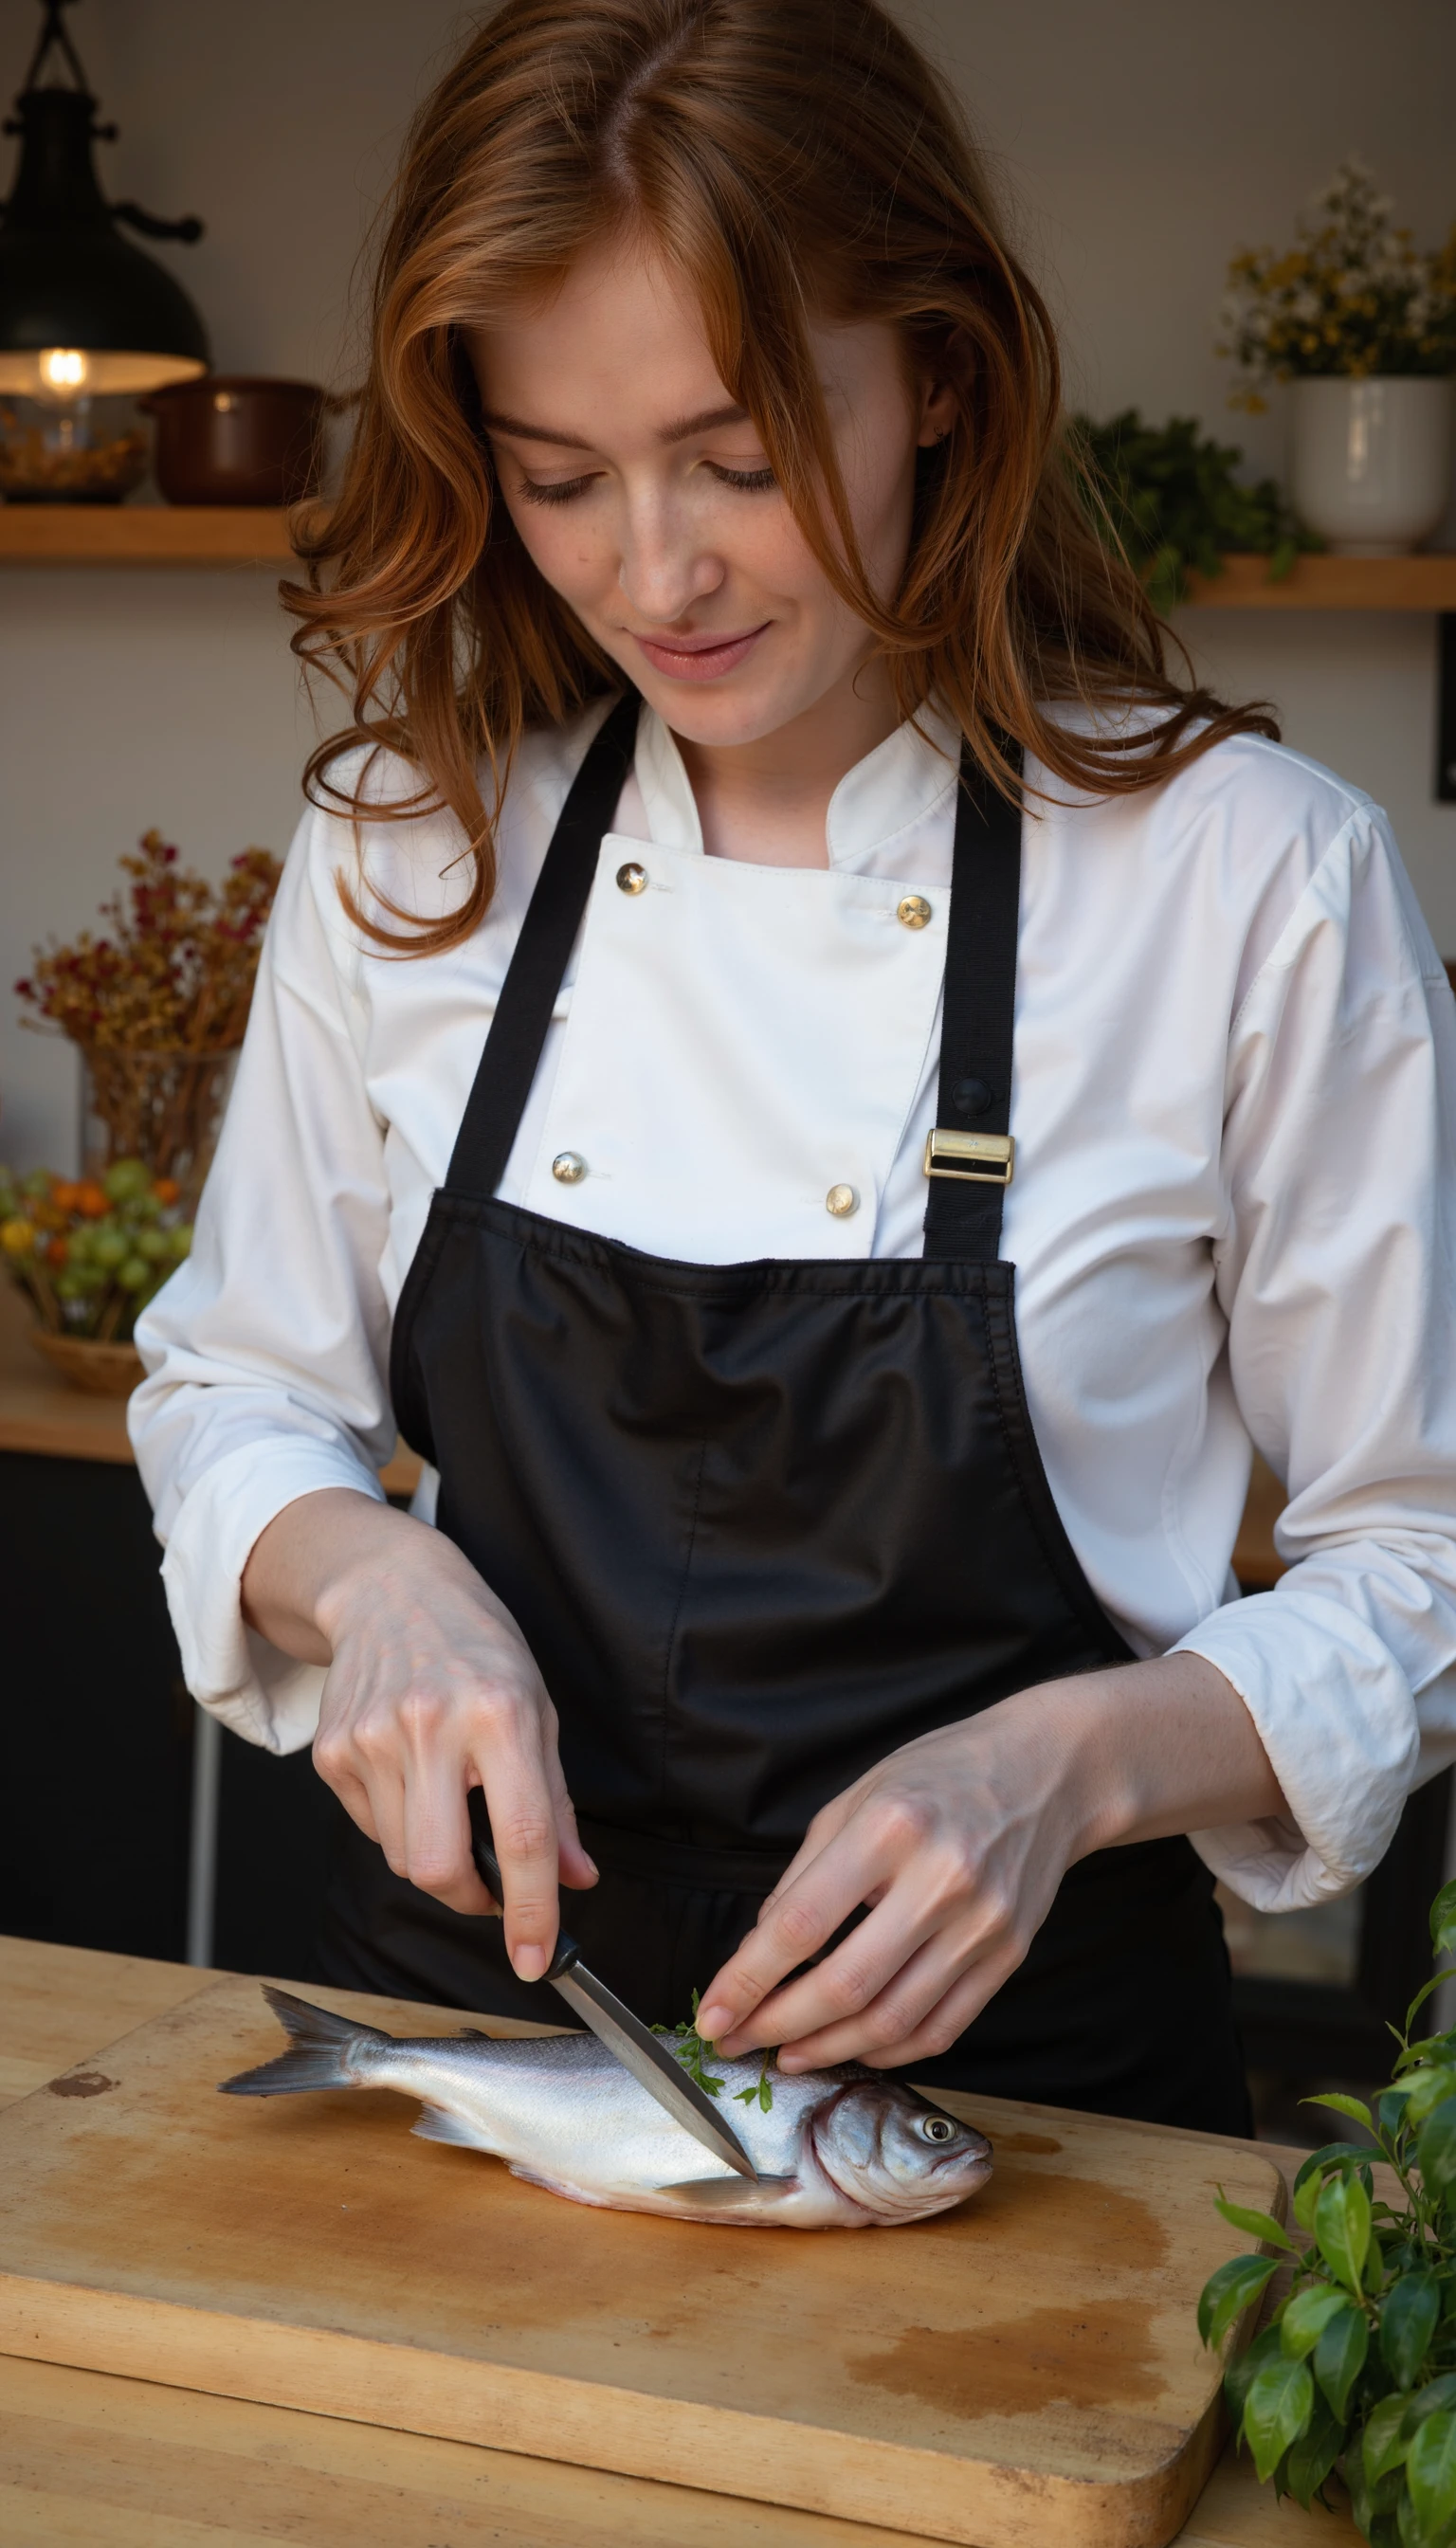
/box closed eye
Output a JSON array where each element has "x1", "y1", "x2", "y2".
[
  {"x1": 516, "y1": 472, "x2": 599, "y2": 507},
  {"x1": 706, "y1": 464, "x2": 777, "y2": 493}
]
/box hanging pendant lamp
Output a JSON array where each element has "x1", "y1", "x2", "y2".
[{"x1": 0, "y1": 0, "x2": 209, "y2": 399}]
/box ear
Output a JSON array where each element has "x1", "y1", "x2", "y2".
[{"x1": 916, "y1": 375, "x2": 957, "y2": 449}]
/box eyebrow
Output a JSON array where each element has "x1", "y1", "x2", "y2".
[{"x1": 479, "y1": 400, "x2": 751, "y2": 450}]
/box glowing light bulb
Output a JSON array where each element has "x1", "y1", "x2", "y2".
[{"x1": 39, "y1": 349, "x2": 89, "y2": 393}]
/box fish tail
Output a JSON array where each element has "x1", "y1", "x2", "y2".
[{"x1": 218, "y1": 1985, "x2": 391, "y2": 2097}]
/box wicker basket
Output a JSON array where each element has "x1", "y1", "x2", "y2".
[{"x1": 30, "y1": 1331, "x2": 145, "y2": 1397}]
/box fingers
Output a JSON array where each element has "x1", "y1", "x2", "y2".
[
  {"x1": 696, "y1": 1824, "x2": 890, "y2": 2050},
  {"x1": 771, "y1": 1923, "x2": 1028, "y2": 2073}
]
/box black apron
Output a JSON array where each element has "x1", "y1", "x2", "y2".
[{"x1": 315, "y1": 693, "x2": 1249, "y2": 2134}]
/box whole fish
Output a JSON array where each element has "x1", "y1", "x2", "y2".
[{"x1": 221, "y1": 1986, "x2": 993, "y2": 2230}]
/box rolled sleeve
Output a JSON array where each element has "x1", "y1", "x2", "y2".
[
  {"x1": 1176, "y1": 808, "x2": 1456, "y2": 1908},
  {"x1": 130, "y1": 796, "x2": 399, "y2": 1751}
]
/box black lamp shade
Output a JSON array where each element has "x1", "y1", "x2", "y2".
[{"x1": 0, "y1": 83, "x2": 209, "y2": 396}]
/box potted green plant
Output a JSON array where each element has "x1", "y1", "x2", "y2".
[
  {"x1": 1201, "y1": 1880, "x2": 1456, "y2": 2542},
  {"x1": 1219, "y1": 159, "x2": 1456, "y2": 555},
  {"x1": 1071, "y1": 409, "x2": 1316, "y2": 610}
]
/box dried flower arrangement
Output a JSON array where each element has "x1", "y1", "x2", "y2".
[
  {"x1": 14, "y1": 830, "x2": 281, "y2": 1189},
  {"x1": 1220, "y1": 159, "x2": 1456, "y2": 409}
]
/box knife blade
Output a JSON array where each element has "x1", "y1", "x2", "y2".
[{"x1": 469, "y1": 1823, "x2": 760, "y2": 2181}]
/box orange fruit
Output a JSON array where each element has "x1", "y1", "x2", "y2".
[
  {"x1": 151, "y1": 1176, "x2": 181, "y2": 1207},
  {"x1": 74, "y1": 1182, "x2": 109, "y2": 1218}
]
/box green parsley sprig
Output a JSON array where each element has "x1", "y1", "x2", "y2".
[{"x1": 652, "y1": 1991, "x2": 778, "y2": 2113}]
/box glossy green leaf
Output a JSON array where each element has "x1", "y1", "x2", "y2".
[
  {"x1": 1408, "y1": 2411, "x2": 1456, "y2": 2540},
  {"x1": 1382, "y1": 2273, "x2": 1441, "y2": 2390},
  {"x1": 1294, "y1": 2167, "x2": 1331, "y2": 2233},
  {"x1": 1366, "y1": 2393, "x2": 1415, "y2": 2487},
  {"x1": 1284, "y1": 2391, "x2": 1344, "y2": 2513},
  {"x1": 1404, "y1": 2070, "x2": 1456, "y2": 2130},
  {"x1": 1197, "y1": 2253, "x2": 1280, "y2": 2352},
  {"x1": 1306, "y1": 2091, "x2": 1376, "y2": 2131},
  {"x1": 1244, "y1": 2355, "x2": 1315, "y2": 2484},
  {"x1": 1419, "y1": 2100, "x2": 1456, "y2": 2202},
  {"x1": 1429, "y1": 1881, "x2": 1456, "y2": 1956},
  {"x1": 1294, "y1": 2139, "x2": 1382, "y2": 2196},
  {"x1": 1283, "y1": 2285, "x2": 1354, "y2": 2359},
  {"x1": 1214, "y1": 2190, "x2": 1298, "y2": 2253},
  {"x1": 1315, "y1": 2298, "x2": 1370, "y2": 2422},
  {"x1": 1319, "y1": 2168, "x2": 1373, "y2": 2293},
  {"x1": 1405, "y1": 1977, "x2": 1456, "y2": 2037},
  {"x1": 1227, "y1": 2322, "x2": 1286, "y2": 2427},
  {"x1": 1406, "y1": 2377, "x2": 1456, "y2": 2437}
]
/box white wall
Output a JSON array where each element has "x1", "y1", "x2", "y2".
[{"x1": 3, "y1": 0, "x2": 1454, "y2": 1166}]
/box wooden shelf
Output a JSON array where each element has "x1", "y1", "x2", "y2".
[
  {"x1": 1181, "y1": 552, "x2": 1456, "y2": 609},
  {"x1": 1, "y1": 513, "x2": 1453, "y2": 601},
  {"x1": 0, "y1": 505, "x2": 294, "y2": 566}
]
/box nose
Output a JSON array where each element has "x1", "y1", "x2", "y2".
[{"x1": 617, "y1": 491, "x2": 724, "y2": 626}]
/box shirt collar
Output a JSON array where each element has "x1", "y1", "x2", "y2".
[{"x1": 630, "y1": 698, "x2": 963, "y2": 876}]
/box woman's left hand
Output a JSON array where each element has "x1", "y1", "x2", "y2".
[{"x1": 694, "y1": 1652, "x2": 1285, "y2": 2072}]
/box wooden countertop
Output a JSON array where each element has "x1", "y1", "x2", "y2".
[
  {"x1": 0, "y1": 1933, "x2": 1350, "y2": 2545},
  {"x1": 0, "y1": 1277, "x2": 423, "y2": 1496}
]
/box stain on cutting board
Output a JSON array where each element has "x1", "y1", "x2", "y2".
[{"x1": 849, "y1": 2296, "x2": 1165, "y2": 2422}]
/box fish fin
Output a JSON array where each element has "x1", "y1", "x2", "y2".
[
  {"x1": 456, "y1": 2026, "x2": 490, "y2": 2040},
  {"x1": 656, "y1": 2175, "x2": 797, "y2": 2205},
  {"x1": 218, "y1": 1986, "x2": 390, "y2": 2097},
  {"x1": 410, "y1": 2104, "x2": 497, "y2": 2153},
  {"x1": 507, "y1": 2164, "x2": 619, "y2": 2210}
]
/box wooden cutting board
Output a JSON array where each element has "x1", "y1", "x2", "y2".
[{"x1": 0, "y1": 1975, "x2": 1282, "y2": 2548}]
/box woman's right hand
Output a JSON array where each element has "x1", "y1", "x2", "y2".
[{"x1": 241, "y1": 1487, "x2": 595, "y2": 1977}]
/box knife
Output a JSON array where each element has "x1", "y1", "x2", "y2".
[{"x1": 469, "y1": 1819, "x2": 760, "y2": 2181}]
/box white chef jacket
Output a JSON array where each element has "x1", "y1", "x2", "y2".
[{"x1": 130, "y1": 697, "x2": 1456, "y2": 1917}]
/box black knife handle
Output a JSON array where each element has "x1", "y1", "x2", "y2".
[{"x1": 469, "y1": 1815, "x2": 581, "y2": 1985}]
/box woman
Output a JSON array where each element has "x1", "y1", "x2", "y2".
[{"x1": 132, "y1": 0, "x2": 1456, "y2": 2134}]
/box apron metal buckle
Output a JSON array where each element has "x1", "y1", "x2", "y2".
[{"x1": 923, "y1": 1128, "x2": 1015, "y2": 1185}]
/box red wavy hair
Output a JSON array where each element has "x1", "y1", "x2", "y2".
[{"x1": 284, "y1": 0, "x2": 1276, "y2": 954}]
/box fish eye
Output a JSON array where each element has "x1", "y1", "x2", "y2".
[{"x1": 920, "y1": 2116, "x2": 957, "y2": 2142}]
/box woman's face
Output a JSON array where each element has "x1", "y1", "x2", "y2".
[{"x1": 466, "y1": 241, "x2": 949, "y2": 752}]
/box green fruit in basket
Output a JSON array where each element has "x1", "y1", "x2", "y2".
[
  {"x1": 136, "y1": 1228, "x2": 170, "y2": 1264},
  {"x1": 19, "y1": 1168, "x2": 51, "y2": 1200},
  {"x1": 103, "y1": 1158, "x2": 152, "y2": 1204},
  {"x1": 92, "y1": 1228, "x2": 129, "y2": 1270},
  {"x1": 170, "y1": 1224, "x2": 193, "y2": 1258},
  {"x1": 117, "y1": 1254, "x2": 152, "y2": 1291}
]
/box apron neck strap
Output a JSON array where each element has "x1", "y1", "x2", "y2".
[
  {"x1": 444, "y1": 690, "x2": 642, "y2": 1199},
  {"x1": 921, "y1": 741, "x2": 1024, "y2": 1265}
]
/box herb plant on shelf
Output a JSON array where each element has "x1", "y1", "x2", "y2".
[
  {"x1": 1071, "y1": 409, "x2": 1318, "y2": 611},
  {"x1": 1200, "y1": 1881, "x2": 1456, "y2": 2545}
]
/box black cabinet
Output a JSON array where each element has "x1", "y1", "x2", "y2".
[
  {"x1": 0, "y1": 1450, "x2": 331, "y2": 1980},
  {"x1": 1, "y1": 1452, "x2": 195, "y2": 1959}
]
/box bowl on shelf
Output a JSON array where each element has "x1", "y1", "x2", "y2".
[
  {"x1": 139, "y1": 375, "x2": 337, "y2": 506},
  {"x1": 0, "y1": 396, "x2": 148, "y2": 503},
  {"x1": 29, "y1": 1332, "x2": 144, "y2": 1397}
]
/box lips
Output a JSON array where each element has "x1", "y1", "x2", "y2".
[{"x1": 629, "y1": 622, "x2": 771, "y2": 682}]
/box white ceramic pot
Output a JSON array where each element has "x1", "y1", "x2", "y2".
[{"x1": 1289, "y1": 376, "x2": 1455, "y2": 555}]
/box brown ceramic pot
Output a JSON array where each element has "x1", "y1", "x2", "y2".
[{"x1": 140, "y1": 375, "x2": 329, "y2": 507}]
